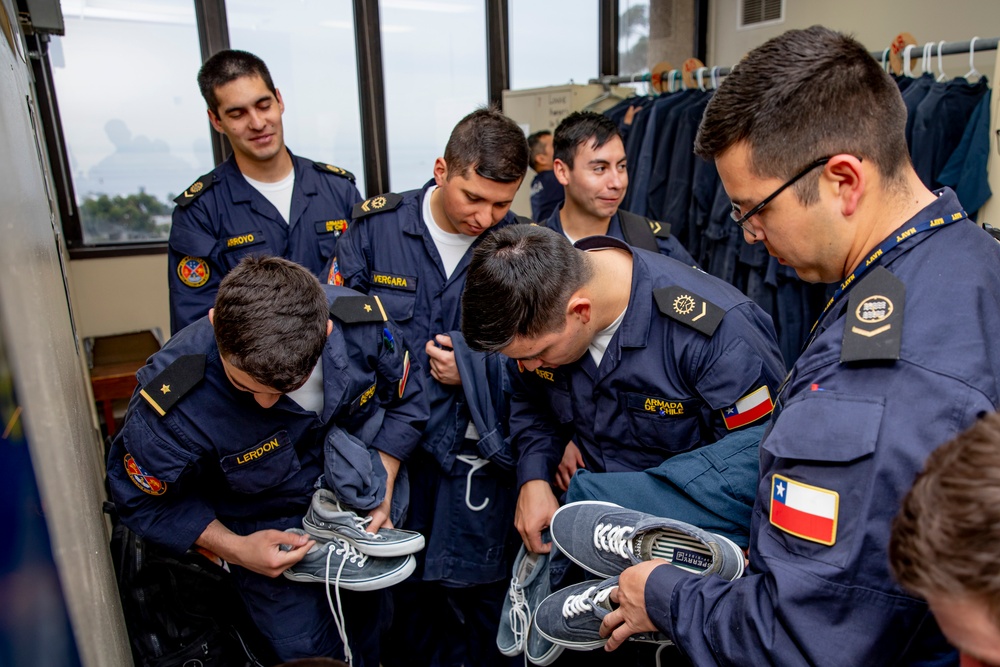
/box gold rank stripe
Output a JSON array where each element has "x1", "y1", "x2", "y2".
[
  {"x1": 140, "y1": 389, "x2": 167, "y2": 416},
  {"x1": 373, "y1": 295, "x2": 388, "y2": 321}
]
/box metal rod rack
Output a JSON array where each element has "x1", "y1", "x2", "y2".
[{"x1": 590, "y1": 36, "x2": 1000, "y2": 87}]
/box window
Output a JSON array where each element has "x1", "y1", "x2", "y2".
[
  {"x1": 739, "y1": 0, "x2": 784, "y2": 29},
  {"x1": 226, "y1": 0, "x2": 366, "y2": 194},
  {"x1": 508, "y1": 0, "x2": 599, "y2": 90},
  {"x1": 618, "y1": 0, "x2": 650, "y2": 78},
  {"x1": 52, "y1": 0, "x2": 207, "y2": 245},
  {"x1": 379, "y1": 0, "x2": 488, "y2": 191}
]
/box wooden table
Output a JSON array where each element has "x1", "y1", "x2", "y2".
[{"x1": 87, "y1": 330, "x2": 161, "y2": 437}]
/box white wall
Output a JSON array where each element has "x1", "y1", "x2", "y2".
[
  {"x1": 68, "y1": 254, "x2": 170, "y2": 340},
  {"x1": 708, "y1": 0, "x2": 999, "y2": 77}
]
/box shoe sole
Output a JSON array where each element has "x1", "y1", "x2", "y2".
[
  {"x1": 552, "y1": 501, "x2": 746, "y2": 580},
  {"x1": 526, "y1": 641, "x2": 565, "y2": 665},
  {"x1": 282, "y1": 554, "x2": 416, "y2": 591},
  {"x1": 302, "y1": 518, "x2": 425, "y2": 557},
  {"x1": 534, "y1": 625, "x2": 607, "y2": 651}
]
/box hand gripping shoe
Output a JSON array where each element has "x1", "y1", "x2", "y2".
[
  {"x1": 302, "y1": 488, "x2": 425, "y2": 557},
  {"x1": 282, "y1": 529, "x2": 416, "y2": 592},
  {"x1": 550, "y1": 501, "x2": 745, "y2": 580},
  {"x1": 496, "y1": 544, "x2": 564, "y2": 665},
  {"x1": 532, "y1": 577, "x2": 670, "y2": 651}
]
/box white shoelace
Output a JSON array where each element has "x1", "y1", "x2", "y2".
[
  {"x1": 323, "y1": 538, "x2": 369, "y2": 665},
  {"x1": 561, "y1": 585, "x2": 614, "y2": 618},
  {"x1": 507, "y1": 577, "x2": 529, "y2": 652},
  {"x1": 594, "y1": 522, "x2": 635, "y2": 559},
  {"x1": 331, "y1": 497, "x2": 387, "y2": 541}
]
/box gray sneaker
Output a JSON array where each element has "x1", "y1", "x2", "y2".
[
  {"x1": 282, "y1": 528, "x2": 416, "y2": 591},
  {"x1": 550, "y1": 501, "x2": 745, "y2": 580},
  {"x1": 302, "y1": 488, "x2": 425, "y2": 557},
  {"x1": 496, "y1": 544, "x2": 564, "y2": 665},
  {"x1": 532, "y1": 577, "x2": 671, "y2": 650}
]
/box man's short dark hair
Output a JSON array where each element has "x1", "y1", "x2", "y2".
[
  {"x1": 527, "y1": 130, "x2": 552, "y2": 171},
  {"x1": 444, "y1": 106, "x2": 529, "y2": 184},
  {"x1": 890, "y1": 411, "x2": 1000, "y2": 628},
  {"x1": 695, "y1": 26, "x2": 910, "y2": 205},
  {"x1": 462, "y1": 225, "x2": 591, "y2": 352},
  {"x1": 213, "y1": 256, "x2": 328, "y2": 393},
  {"x1": 553, "y1": 111, "x2": 622, "y2": 169},
  {"x1": 198, "y1": 49, "x2": 277, "y2": 115}
]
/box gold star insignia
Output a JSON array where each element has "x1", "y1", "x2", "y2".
[
  {"x1": 364, "y1": 304, "x2": 373, "y2": 312},
  {"x1": 161, "y1": 384, "x2": 171, "y2": 394}
]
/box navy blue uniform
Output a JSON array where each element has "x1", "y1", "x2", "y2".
[
  {"x1": 646, "y1": 189, "x2": 1000, "y2": 665},
  {"x1": 543, "y1": 207, "x2": 697, "y2": 267},
  {"x1": 336, "y1": 183, "x2": 522, "y2": 666},
  {"x1": 106, "y1": 285, "x2": 426, "y2": 663},
  {"x1": 168, "y1": 151, "x2": 362, "y2": 333},
  {"x1": 529, "y1": 169, "x2": 564, "y2": 223},
  {"x1": 512, "y1": 236, "x2": 785, "y2": 488}
]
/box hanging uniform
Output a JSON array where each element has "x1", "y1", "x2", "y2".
[
  {"x1": 168, "y1": 151, "x2": 362, "y2": 333},
  {"x1": 511, "y1": 236, "x2": 785, "y2": 487},
  {"x1": 646, "y1": 189, "x2": 1000, "y2": 666},
  {"x1": 529, "y1": 169, "x2": 564, "y2": 223},
  {"x1": 106, "y1": 286, "x2": 426, "y2": 663}
]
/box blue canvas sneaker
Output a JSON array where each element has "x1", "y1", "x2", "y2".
[
  {"x1": 496, "y1": 544, "x2": 564, "y2": 665},
  {"x1": 302, "y1": 488, "x2": 425, "y2": 557},
  {"x1": 282, "y1": 528, "x2": 416, "y2": 591},
  {"x1": 550, "y1": 501, "x2": 745, "y2": 580},
  {"x1": 532, "y1": 577, "x2": 671, "y2": 651}
]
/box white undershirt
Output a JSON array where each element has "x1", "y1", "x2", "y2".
[
  {"x1": 244, "y1": 169, "x2": 295, "y2": 225},
  {"x1": 589, "y1": 306, "x2": 626, "y2": 366},
  {"x1": 287, "y1": 361, "x2": 324, "y2": 413},
  {"x1": 423, "y1": 185, "x2": 476, "y2": 279}
]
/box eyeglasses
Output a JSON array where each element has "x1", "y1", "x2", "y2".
[{"x1": 729, "y1": 156, "x2": 834, "y2": 239}]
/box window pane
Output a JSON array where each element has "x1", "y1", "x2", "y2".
[
  {"x1": 508, "y1": 0, "x2": 598, "y2": 90},
  {"x1": 380, "y1": 0, "x2": 487, "y2": 191},
  {"x1": 53, "y1": 0, "x2": 208, "y2": 245},
  {"x1": 227, "y1": 0, "x2": 365, "y2": 194},
  {"x1": 619, "y1": 0, "x2": 650, "y2": 77}
]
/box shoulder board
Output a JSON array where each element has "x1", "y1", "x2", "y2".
[
  {"x1": 173, "y1": 173, "x2": 215, "y2": 208},
  {"x1": 139, "y1": 354, "x2": 206, "y2": 416},
  {"x1": 841, "y1": 266, "x2": 905, "y2": 363},
  {"x1": 330, "y1": 294, "x2": 388, "y2": 324},
  {"x1": 647, "y1": 219, "x2": 672, "y2": 238},
  {"x1": 352, "y1": 193, "x2": 404, "y2": 220},
  {"x1": 313, "y1": 161, "x2": 356, "y2": 183},
  {"x1": 653, "y1": 286, "x2": 725, "y2": 337}
]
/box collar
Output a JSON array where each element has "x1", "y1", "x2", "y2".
[
  {"x1": 221, "y1": 148, "x2": 316, "y2": 204},
  {"x1": 572, "y1": 235, "x2": 651, "y2": 349}
]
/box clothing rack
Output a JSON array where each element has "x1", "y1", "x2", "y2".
[{"x1": 589, "y1": 36, "x2": 1000, "y2": 87}]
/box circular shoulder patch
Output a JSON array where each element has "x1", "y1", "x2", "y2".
[
  {"x1": 178, "y1": 256, "x2": 210, "y2": 288},
  {"x1": 124, "y1": 453, "x2": 167, "y2": 495}
]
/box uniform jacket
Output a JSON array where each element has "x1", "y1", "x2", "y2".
[
  {"x1": 647, "y1": 188, "x2": 1000, "y2": 666},
  {"x1": 511, "y1": 236, "x2": 786, "y2": 488},
  {"x1": 168, "y1": 151, "x2": 362, "y2": 333},
  {"x1": 107, "y1": 286, "x2": 427, "y2": 555},
  {"x1": 530, "y1": 169, "x2": 564, "y2": 223}
]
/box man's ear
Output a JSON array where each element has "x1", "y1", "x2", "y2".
[
  {"x1": 553, "y1": 159, "x2": 571, "y2": 187},
  {"x1": 567, "y1": 294, "x2": 592, "y2": 325},
  {"x1": 207, "y1": 108, "x2": 224, "y2": 134},
  {"x1": 326, "y1": 319, "x2": 333, "y2": 337},
  {"x1": 208, "y1": 307, "x2": 215, "y2": 326},
  {"x1": 433, "y1": 157, "x2": 449, "y2": 187},
  {"x1": 825, "y1": 154, "x2": 865, "y2": 217}
]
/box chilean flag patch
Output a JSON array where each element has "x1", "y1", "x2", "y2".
[
  {"x1": 722, "y1": 385, "x2": 774, "y2": 430},
  {"x1": 770, "y1": 474, "x2": 839, "y2": 546}
]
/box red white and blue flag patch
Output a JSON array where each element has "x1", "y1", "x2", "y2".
[
  {"x1": 722, "y1": 386, "x2": 774, "y2": 429},
  {"x1": 770, "y1": 474, "x2": 838, "y2": 546}
]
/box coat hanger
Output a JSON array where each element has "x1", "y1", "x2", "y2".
[
  {"x1": 920, "y1": 42, "x2": 934, "y2": 76},
  {"x1": 936, "y1": 40, "x2": 948, "y2": 81},
  {"x1": 903, "y1": 44, "x2": 917, "y2": 77},
  {"x1": 965, "y1": 36, "x2": 981, "y2": 81},
  {"x1": 582, "y1": 82, "x2": 626, "y2": 112},
  {"x1": 710, "y1": 66, "x2": 721, "y2": 90},
  {"x1": 695, "y1": 67, "x2": 709, "y2": 91},
  {"x1": 881, "y1": 47, "x2": 891, "y2": 73}
]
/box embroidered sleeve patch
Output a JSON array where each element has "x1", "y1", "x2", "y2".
[
  {"x1": 722, "y1": 386, "x2": 774, "y2": 429},
  {"x1": 177, "y1": 256, "x2": 210, "y2": 288},
  {"x1": 124, "y1": 453, "x2": 167, "y2": 495},
  {"x1": 327, "y1": 256, "x2": 344, "y2": 286},
  {"x1": 770, "y1": 474, "x2": 839, "y2": 546}
]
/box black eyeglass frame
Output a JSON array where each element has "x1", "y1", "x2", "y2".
[{"x1": 729, "y1": 156, "x2": 838, "y2": 239}]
